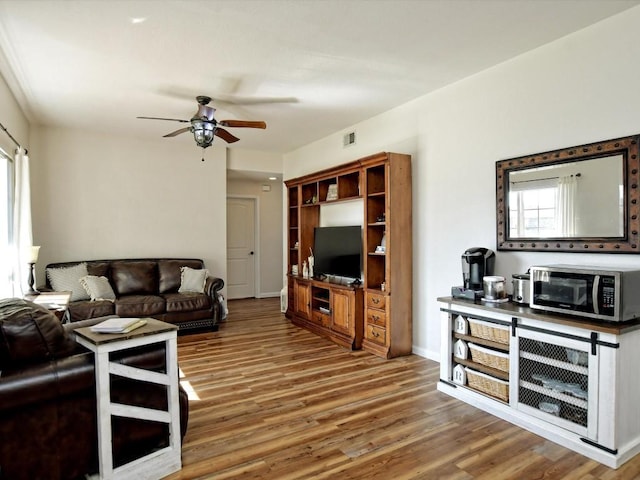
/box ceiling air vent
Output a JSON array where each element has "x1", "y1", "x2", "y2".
[{"x1": 343, "y1": 131, "x2": 356, "y2": 147}]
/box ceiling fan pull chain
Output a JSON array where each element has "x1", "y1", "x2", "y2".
[{"x1": 202, "y1": 147, "x2": 206, "y2": 162}]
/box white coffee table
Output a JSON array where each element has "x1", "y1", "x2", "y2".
[{"x1": 74, "y1": 318, "x2": 182, "y2": 480}]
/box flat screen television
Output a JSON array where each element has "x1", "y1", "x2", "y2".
[{"x1": 313, "y1": 225, "x2": 362, "y2": 280}]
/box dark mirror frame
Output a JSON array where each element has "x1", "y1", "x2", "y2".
[{"x1": 496, "y1": 134, "x2": 640, "y2": 253}]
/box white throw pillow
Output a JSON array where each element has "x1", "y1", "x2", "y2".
[
  {"x1": 46, "y1": 263, "x2": 90, "y2": 301},
  {"x1": 178, "y1": 266, "x2": 209, "y2": 294},
  {"x1": 79, "y1": 275, "x2": 116, "y2": 302}
]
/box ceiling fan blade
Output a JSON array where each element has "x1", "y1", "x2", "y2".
[
  {"x1": 215, "y1": 128, "x2": 240, "y2": 143},
  {"x1": 163, "y1": 127, "x2": 191, "y2": 138},
  {"x1": 219, "y1": 120, "x2": 266, "y2": 129},
  {"x1": 158, "y1": 83, "x2": 298, "y2": 106},
  {"x1": 137, "y1": 116, "x2": 189, "y2": 123},
  {"x1": 215, "y1": 95, "x2": 298, "y2": 106}
]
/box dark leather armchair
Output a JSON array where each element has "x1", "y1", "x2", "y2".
[{"x1": 0, "y1": 299, "x2": 189, "y2": 480}]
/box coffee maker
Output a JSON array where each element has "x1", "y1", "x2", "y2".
[{"x1": 452, "y1": 247, "x2": 496, "y2": 300}]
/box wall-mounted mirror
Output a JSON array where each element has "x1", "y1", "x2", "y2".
[{"x1": 496, "y1": 134, "x2": 640, "y2": 252}]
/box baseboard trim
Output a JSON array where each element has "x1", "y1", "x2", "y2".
[
  {"x1": 412, "y1": 345, "x2": 440, "y2": 362},
  {"x1": 258, "y1": 292, "x2": 280, "y2": 298}
]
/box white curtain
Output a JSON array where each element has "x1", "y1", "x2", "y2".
[
  {"x1": 556, "y1": 175, "x2": 577, "y2": 237},
  {"x1": 9, "y1": 147, "x2": 33, "y2": 297}
]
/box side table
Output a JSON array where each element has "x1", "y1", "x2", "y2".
[
  {"x1": 24, "y1": 290, "x2": 72, "y2": 322},
  {"x1": 74, "y1": 318, "x2": 182, "y2": 480}
]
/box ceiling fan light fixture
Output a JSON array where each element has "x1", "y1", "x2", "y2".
[{"x1": 191, "y1": 119, "x2": 215, "y2": 148}]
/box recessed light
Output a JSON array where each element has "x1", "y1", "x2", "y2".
[
  {"x1": 130, "y1": 17, "x2": 147, "y2": 24},
  {"x1": 268, "y1": 176, "x2": 277, "y2": 181}
]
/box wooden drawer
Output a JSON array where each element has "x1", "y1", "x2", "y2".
[
  {"x1": 366, "y1": 308, "x2": 387, "y2": 327},
  {"x1": 313, "y1": 311, "x2": 330, "y2": 327},
  {"x1": 366, "y1": 324, "x2": 386, "y2": 345},
  {"x1": 366, "y1": 292, "x2": 387, "y2": 310}
]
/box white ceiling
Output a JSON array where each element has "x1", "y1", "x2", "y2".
[{"x1": 0, "y1": 0, "x2": 638, "y2": 154}]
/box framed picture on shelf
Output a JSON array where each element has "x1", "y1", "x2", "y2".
[{"x1": 326, "y1": 184, "x2": 338, "y2": 201}]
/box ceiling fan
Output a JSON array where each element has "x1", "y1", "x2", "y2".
[{"x1": 137, "y1": 95, "x2": 266, "y2": 149}]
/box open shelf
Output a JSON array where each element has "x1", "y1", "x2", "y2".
[
  {"x1": 520, "y1": 380, "x2": 588, "y2": 409},
  {"x1": 299, "y1": 170, "x2": 361, "y2": 205},
  {"x1": 366, "y1": 165, "x2": 386, "y2": 195},
  {"x1": 520, "y1": 351, "x2": 588, "y2": 375},
  {"x1": 288, "y1": 185, "x2": 302, "y2": 274},
  {"x1": 453, "y1": 356, "x2": 509, "y2": 381},
  {"x1": 338, "y1": 171, "x2": 360, "y2": 198},
  {"x1": 453, "y1": 332, "x2": 509, "y2": 353}
]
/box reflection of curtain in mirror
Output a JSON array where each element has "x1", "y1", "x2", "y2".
[
  {"x1": 556, "y1": 175, "x2": 577, "y2": 237},
  {"x1": 514, "y1": 193, "x2": 525, "y2": 237}
]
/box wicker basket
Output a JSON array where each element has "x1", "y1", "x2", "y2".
[
  {"x1": 467, "y1": 318, "x2": 509, "y2": 345},
  {"x1": 464, "y1": 367, "x2": 509, "y2": 402},
  {"x1": 468, "y1": 342, "x2": 509, "y2": 372}
]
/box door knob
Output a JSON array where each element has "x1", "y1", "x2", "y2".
[{"x1": 250, "y1": 251, "x2": 254, "y2": 255}]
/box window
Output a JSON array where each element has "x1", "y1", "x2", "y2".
[{"x1": 0, "y1": 149, "x2": 13, "y2": 296}]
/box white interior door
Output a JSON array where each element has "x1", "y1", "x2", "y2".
[{"x1": 227, "y1": 197, "x2": 256, "y2": 299}]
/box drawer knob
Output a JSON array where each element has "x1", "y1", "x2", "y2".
[
  {"x1": 373, "y1": 298, "x2": 380, "y2": 304},
  {"x1": 373, "y1": 331, "x2": 380, "y2": 337}
]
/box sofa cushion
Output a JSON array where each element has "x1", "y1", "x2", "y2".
[
  {"x1": 87, "y1": 261, "x2": 110, "y2": 278},
  {"x1": 163, "y1": 292, "x2": 211, "y2": 313},
  {"x1": 80, "y1": 275, "x2": 116, "y2": 301},
  {"x1": 158, "y1": 259, "x2": 204, "y2": 294},
  {"x1": 0, "y1": 299, "x2": 76, "y2": 369},
  {"x1": 67, "y1": 300, "x2": 116, "y2": 323},
  {"x1": 111, "y1": 261, "x2": 158, "y2": 296},
  {"x1": 46, "y1": 263, "x2": 90, "y2": 301},
  {"x1": 178, "y1": 266, "x2": 209, "y2": 294},
  {"x1": 115, "y1": 295, "x2": 165, "y2": 317}
]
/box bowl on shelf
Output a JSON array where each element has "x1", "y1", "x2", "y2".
[
  {"x1": 531, "y1": 373, "x2": 548, "y2": 384},
  {"x1": 541, "y1": 378, "x2": 560, "y2": 390},
  {"x1": 565, "y1": 385, "x2": 588, "y2": 400},
  {"x1": 539, "y1": 401, "x2": 560, "y2": 416},
  {"x1": 565, "y1": 348, "x2": 588, "y2": 366}
]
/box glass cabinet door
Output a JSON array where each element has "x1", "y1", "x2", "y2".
[{"x1": 515, "y1": 328, "x2": 598, "y2": 439}]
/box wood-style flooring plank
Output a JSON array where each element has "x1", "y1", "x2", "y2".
[{"x1": 163, "y1": 297, "x2": 640, "y2": 479}]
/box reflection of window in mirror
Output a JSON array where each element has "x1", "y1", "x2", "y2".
[
  {"x1": 509, "y1": 173, "x2": 578, "y2": 238},
  {"x1": 509, "y1": 179, "x2": 558, "y2": 237}
]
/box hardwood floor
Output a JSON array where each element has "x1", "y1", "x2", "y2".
[{"x1": 164, "y1": 298, "x2": 640, "y2": 480}]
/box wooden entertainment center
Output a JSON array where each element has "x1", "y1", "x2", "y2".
[{"x1": 285, "y1": 152, "x2": 412, "y2": 358}]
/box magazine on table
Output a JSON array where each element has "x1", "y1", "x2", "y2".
[{"x1": 90, "y1": 317, "x2": 148, "y2": 333}]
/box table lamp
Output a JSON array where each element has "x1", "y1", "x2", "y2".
[{"x1": 27, "y1": 246, "x2": 40, "y2": 294}]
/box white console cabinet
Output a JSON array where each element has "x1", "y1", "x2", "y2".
[{"x1": 438, "y1": 297, "x2": 640, "y2": 469}]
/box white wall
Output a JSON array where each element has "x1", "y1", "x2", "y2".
[
  {"x1": 227, "y1": 178, "x2": 283, "y2": 297},
  {"x1": 319, "y1": 200, "x2": 363, "y2": 228},
  {"x1": 29, "y1": 126, "x2": 228, "y2": 292},
  {"x1": 228, "y1": 148, "x2": 283, "y2": 174},
  {"x1": 284, "y1": 6, "x2": 640, "y2": 360}
]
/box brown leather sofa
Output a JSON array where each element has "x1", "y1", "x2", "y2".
[
  {"x1": 0, "y1": 298, "x2": 189, "y2": 480},
  {"x1": 44, "y1": 258, "x2": 224, "y2": 332}
]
